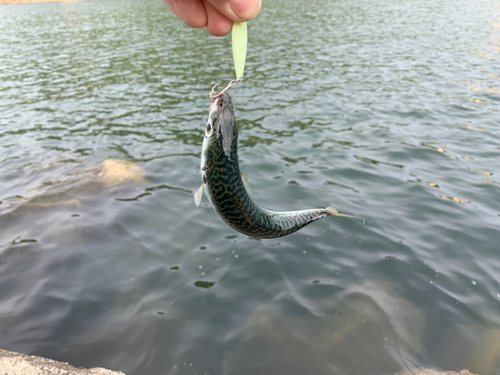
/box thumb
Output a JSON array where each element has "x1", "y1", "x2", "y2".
[
  {"x1": 207, "y1": 0, "x2": 262, "y2": 22},
  {"x1": 229, "y1": 0, "x2": 261, "y2": 21}
]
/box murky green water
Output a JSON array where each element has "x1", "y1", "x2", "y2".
[{"x1": 1, "y1": 0, "x2": 500, "y2": 374}]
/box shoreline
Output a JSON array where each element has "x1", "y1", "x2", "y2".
[{"x1": 0, "y1": 349, "x2": 125, "y2": 375}]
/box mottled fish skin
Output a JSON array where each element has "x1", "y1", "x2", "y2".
[{"x1": 198, "y1": 89, "x2": 351, "y2": 239}]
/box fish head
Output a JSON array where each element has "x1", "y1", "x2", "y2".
[{"x1": 205, "y1": 91, "x2": 237, "y2": 160}]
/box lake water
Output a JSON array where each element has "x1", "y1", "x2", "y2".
[{"x1": 1, "y1": 0, "x2": 500, "y2": 374}]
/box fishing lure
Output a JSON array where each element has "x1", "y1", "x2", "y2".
[{"x1": 195, "y1": 80, "x2": 360, "y2": 239}]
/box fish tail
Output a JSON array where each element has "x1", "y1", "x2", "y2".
[{"x1": 326, "y1": 206, "x2": 364, "y2": 220}]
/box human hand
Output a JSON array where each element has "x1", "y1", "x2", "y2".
[{"x1": 164, "y1": 0, "x2": 261, "y2": 36}]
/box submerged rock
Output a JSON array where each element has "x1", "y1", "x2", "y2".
[
  {"x1": 100, "y1": 159, "x2": 146, "y2": 188},
  {"x1": 222, "y1": 281, "x2": 482, "y2": 375},
  {"x1": 1, "y1": 159, "x2": 146, "y2": 212},
  {"x1": 0, "y1": 349, "x2": 125, "y2": 375},
  {"x1": 436, "y1": 324, "x2": 500, "y2": 375},
  {"x1": 222, "y1": 281, "x2": 426, "y2": 375}
]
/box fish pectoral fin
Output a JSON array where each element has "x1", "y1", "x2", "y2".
[
  {"x1": 326, "y1": 206, "x2": 364, "y2": 220},
  {"x1": 241, "y1": 173, "x2": 251, "y2": 193},
  {"x1": 194, "y1": 184, "x2": 204, "y2": 207}
]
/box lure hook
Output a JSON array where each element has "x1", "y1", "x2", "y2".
[{"x1": 209, "y1": 77, "x2": 243, "y2": 102}]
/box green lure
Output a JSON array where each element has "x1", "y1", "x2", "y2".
[
  {"x1": 195, "y1": 80, "x2": 360, "y2": 239},
  {"x1": 232, "y1": 22, "x2": 247, "y2": 80}
]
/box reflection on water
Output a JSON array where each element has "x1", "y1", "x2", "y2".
[
  {"x1": 1, "y1": 0, "x2": 500, "y2": 374},
  {"x1": 440, "y1": 196, "x2": 471, "y2": 204}
]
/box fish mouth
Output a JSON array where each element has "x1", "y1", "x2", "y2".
[
  {"x1": 208, "y1": 77, "x2": 242, "y2": 119},
  {"x1": 209, "y1": 96, "x2": 220, "y2": 115}
]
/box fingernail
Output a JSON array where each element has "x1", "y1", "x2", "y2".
[{"x1": 230, "y1": 0, "x2": 258, "y2": 20}]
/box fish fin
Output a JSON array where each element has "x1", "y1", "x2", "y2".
[
  {"x1": 194, "y1": 184, "x2": 204, "y2": 207},
  {"x1": 241, "y1": 173, "x2": 251, "y2": 193},
  {"x1": 326, "y1": 206, "x2": 364, "y2": 220}
]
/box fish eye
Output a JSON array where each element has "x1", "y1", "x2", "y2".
[{"x1": 205, "y1": 119, "x2": 214, "y2": 137}]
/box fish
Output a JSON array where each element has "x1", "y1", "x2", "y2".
[{"x1": 195, "y1": 79, "x2": 361, "y2": 239}]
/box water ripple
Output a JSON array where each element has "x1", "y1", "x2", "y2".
[{"x1": 1, "y1": 0, "x2": 500, "y2": 374}]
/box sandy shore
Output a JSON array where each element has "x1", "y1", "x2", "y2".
[
  {"x1": 0, "y1": 349, "x2": 125, "y2": 375},
  {"x1": 0, "y1": 0, "x2": 82, "y2": 5}
]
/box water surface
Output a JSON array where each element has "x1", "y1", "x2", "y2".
[{"x1": 1, "y1": 0, "x2": 500, "y2": 374}]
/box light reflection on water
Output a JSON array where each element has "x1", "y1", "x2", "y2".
[{"x1": 1, "y1": 0, "x2": 500, "y2": 374}]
